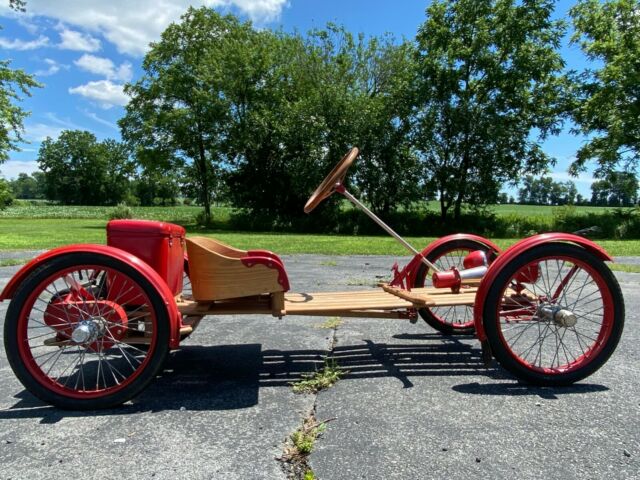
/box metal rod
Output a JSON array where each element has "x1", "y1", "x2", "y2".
[{"x1": 337, "y1": 186, "x2": 441, "y2": 273}]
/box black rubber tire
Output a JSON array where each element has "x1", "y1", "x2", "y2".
[
  {"x1": 482, "y1": 243, "x2": 624, "y2": 386},
  {"x1": 4, "y1": 252, "x2": 171, "y2": 410},
  {"x1": 413, "y1": 238, "x2": 496, "y2": 335}
]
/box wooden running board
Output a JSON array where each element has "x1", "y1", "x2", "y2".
[{"x1": 176, "y1": 285, "x2": 478, "y2": 319}]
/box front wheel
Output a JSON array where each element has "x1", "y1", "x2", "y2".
[
  {"x1": 482, "y1": 243, "x2": 624, "y2": 386},
  {"x1": 413, "y1": 238, "x2": 497, "y2": 334},
  {"x1": 4, "y1": 253, "x2": 170, "y2": 409}
]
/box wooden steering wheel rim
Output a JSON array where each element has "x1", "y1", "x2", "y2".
[{"x1": 304, "y1": 147, "x2": 359, "y2": 214}]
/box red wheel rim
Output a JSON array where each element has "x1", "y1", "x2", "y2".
[
  {"x1": 495, "y1": 255, "x2": 614, "y2": 375},
  {"x1": 424, "y1": 247, "x2": 477, "y2": 329},
  {"x1": 17, "y1": 265, "x2": 158, "y2": 399}
]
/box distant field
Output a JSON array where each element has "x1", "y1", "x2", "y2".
[
  {"x1": 0, "y1": 204, "x2": 212, "y2": 222},
  {"x1": 0, "y1": 202, "x2": 626, "y2": 221},
  {"x1": 1, "y1": 217, "x2": 639, "y2": 256}
]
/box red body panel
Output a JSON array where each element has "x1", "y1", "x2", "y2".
[
  {"x1": 403, "y1": 234, "x2": 501, "y2": 287},
  {"x1": 107, "y1": 220, "x2": 185, "y2": 297},
  {"x1": 472, "y1": 233, "x2": 613, "y2": 342},
  {"x1": 0, "y1": 244, "x2": 183, "y2": 349}
]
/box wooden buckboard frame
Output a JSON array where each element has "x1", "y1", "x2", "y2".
[{"x1": 176, "y1": 284, "x2": 478, "y2": 320}]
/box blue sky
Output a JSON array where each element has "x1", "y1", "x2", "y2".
[{"x1": 0, "y1": 0, "x2": 595, "y2": 197}]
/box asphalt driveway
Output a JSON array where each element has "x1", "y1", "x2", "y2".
[{"x1": 0, "y1": 255, "x2": 638, "y2": 479}]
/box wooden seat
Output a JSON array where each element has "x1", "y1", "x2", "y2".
[{"x1": 185, "y1": 237, "x2": 290, "y2": 301}]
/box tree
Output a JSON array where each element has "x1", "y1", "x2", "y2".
[
  {"x1": 0, "y1": 177, "x2": 12, "y2": 208},
  {"x1": 226, "y1": 25, "x2": 422, "y2": 220},
  {"x1": 519, "y1": 175, "x2": 577, "y2": 205},
  {"x1": 569, "y1": 0, "x2": 640, "y2": 175},
  {"x1": 38, "y1": 130, "x2": 134, "y2": 205},
  {"x1": 1, "y1": 4, "x2": 40, "y2": 163},
  {"x1": 413, "y1": 0, "x2": 567, "y2": 220},
  {"x1": 132, "y1": 170, "x2": 180, "y2": 206},
  {"x1": 121, "y1": 8, "x2": 250, "y2": 223},
  {"x1": 10, "y1": 172, "x2": 41, "y2": 198},
  {"x1": 590, "y1": 171, "x2": 638, "y2": 206},
  {"x1": 9, "y1": 1, "x2": 27, "y2": 12}
]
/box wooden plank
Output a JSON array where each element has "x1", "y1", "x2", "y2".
[
  {"x1": 176, "y1": 284, "x2": 479, "y2": 317},
  {"x1": 380, "y1": 284, "x2": 431, "y2": 306}
]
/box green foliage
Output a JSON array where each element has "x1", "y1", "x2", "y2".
[
  {"x1": 569, "y1": 0, "x2": 640, "y2": 175},
  {"x1": 9, "y1": 0, "x2": 26, "y2": 12},
  {"x1": 132, "y1": 172, "x2": 179, "y2": 206},
  {"x1": 108, "y1": 203, "x2": 133, "y2": 220},
  {"x1": 590, "y1": 171, "x2": 638, "y2": 206},
  {"x1": 37, "y1": 131, "x2": 135, "y2": 205},
  {"x1": 414, "y1": 0, "x2": 568, "y2": 220},
  {"x1": 0, "y1": 54, "x2": 41, "y2": 164},
  {"x1": 291, "y1": 421, "x2": 326, "y2": 455},
  {"x1": 314, "y1": 317, "x2": 342, "y2": 329},
  {"x1": 0, "y1": 177, "x2": 13, "y2": 209},
  {"x1": 291, "y1": 359, "x2": 344, "y2": 394},
  {"x1": 9, "y1": 172, "x2": 45, "y2": 199},
  {"x1": 121, "y1": 8, "x2": 250, "y2": 223},
  {"x1": 518, "y1": 175, "x2": 577, "y2": 205}
]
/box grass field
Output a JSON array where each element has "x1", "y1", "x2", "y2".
[
  {"x1": 0, "y1": 202, "x2": 625, "y2": 220},
  {"x1": 1, "y1": 217, "x2": 639, "y2": 256}
]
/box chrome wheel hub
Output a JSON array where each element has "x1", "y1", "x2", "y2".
[
  {"x1": 71, "y1": 319, "x2": 102, "y2": 344},
  {"x1": 537, "y1": 304, "x2": 578, "y2": 328}
]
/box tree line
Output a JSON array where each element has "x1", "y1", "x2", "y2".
[{"x1": 1, "y1": 0, "x2": 639, "y2": 225}]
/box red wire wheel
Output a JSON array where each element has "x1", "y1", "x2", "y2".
[
  {"x1": 413, "y1": 239, "x2": 498, "y2": 334},
  {"x1": 482, "y1": 243, "x2": 624, "y2": 386},
  {"x1": 4, "y1": 253, "x2": 170, "y2": 409}
]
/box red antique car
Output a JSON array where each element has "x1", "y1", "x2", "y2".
[{"x1": 0, "y1": 149, "x2": 624, "y2": 409}]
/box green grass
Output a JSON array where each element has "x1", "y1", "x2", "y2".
[
  {"x1": 1, "y1": 204, "x2": 640, "y2": 255},
  {"x1": 1, "y1": 202, "x2": 625, "y2": 220},
  {"x1": 609, "y1": 263, "x2": 640, "y2": 274},
  {"x1": 291, "y1": 359, "x2": 344, "y2": 394},
  {"x1": 313, "y1": 317, "x2": 342, "y2": 329},
  {"x1": 0, "y1": 258, "x2": 29, "y2": 267},
  {"x1": 1, "y1": 217, "x2": 640, "y2": 255}
]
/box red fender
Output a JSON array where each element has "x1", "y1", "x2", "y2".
[
  {"x1": 405, "y1": 234, "x2": 501, "y2": 286},
  {"x1": 1, "y1": 244, "x2": 183, "y2": 349},
  {"x1": 473, "y1": 233, "x2": 613, "y2": 342}
]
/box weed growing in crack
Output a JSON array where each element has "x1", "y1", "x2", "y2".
[
  {"x1": 313, "y1": 316, "x2": 342, "y2": 329},
  {"x1": 291, "y1": 422, "x2": 326, "y2": 454},
  {"x1": 278, "y1": 413, "x2": 333, "y2": 480},
  {"x1": 291, "y1": 359, "x2": 344, "y2": 394}
]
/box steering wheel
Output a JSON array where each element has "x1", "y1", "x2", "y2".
[{"x1": 304, "y1": 147, "x2": 359, "y2": 213}]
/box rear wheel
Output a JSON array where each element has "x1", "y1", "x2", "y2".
[
  {"x1": 482, "y1": 244, "x2": 624, "y2": 386},
  {"x1": 413, "y1": 239, "x2": 497, "y2": 334},
  {"x1": 4, "y1": 253, "x2": 170, "y2": 409}
]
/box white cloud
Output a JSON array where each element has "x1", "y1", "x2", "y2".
[
  {"x1": 0, "y1": 160, "x2": 40, "y2": 180},
  {"x1": 549, "y1": 171, "x2": 596, "y2": 184},
  {"x1": 43, "y1": 112, "x2": 83, "y2": 130},
  {"x1": 0, "y1": 34, "x2": 48, "y2": 50},
  {"x1": 74, "y1": 54, "x2": 133, "y2": 82},
  {"x1": 35, "y1": 58, "x2": 68, "y2": 77},
  {"x1": 23, "y1": 123, "x2": 65, "y2": 142},
  {"x1": 58, "y1": 25, "x2": 101, "y2": 52},
  {"x1": 1, "y1": 0, "x2": 288, "y2": 56},
  {"x1": 68, "y1": 80, "x2": 129, "y2": 109},
  {"x1": 82, "y1": 110, "x2": 119, "y2": 130}
]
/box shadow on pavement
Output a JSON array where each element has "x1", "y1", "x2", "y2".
[
  {"x1": 452, "y1": 382, "x2": 608, "y2": 398},
  {"x1": 0, "y1": 334, "x2": 608, "y2": 422}
]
